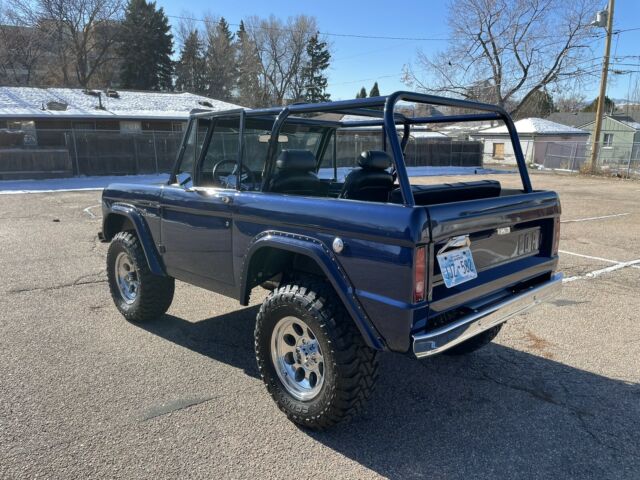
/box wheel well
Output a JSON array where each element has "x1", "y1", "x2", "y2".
[
  {"x1": 243, "y1": 247, "x2": 325, "y2": 303},
  {"x1": 103, "y1": 213, "x2": 135, "y2": 241}
]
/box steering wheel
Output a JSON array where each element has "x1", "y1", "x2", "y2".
[{"x1": 211, "y1": 159, "x2": 256, "y2": 189}]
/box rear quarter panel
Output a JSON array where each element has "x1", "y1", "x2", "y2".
[{"x1": 232, "y1": 192, "x2": 429, "y2": 351}]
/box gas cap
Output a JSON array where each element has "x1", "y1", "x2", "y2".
[{"x1": 332, "y1": 237, "x2": 344, "y2": 254}]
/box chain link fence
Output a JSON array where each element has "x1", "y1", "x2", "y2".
[
  {"x1": 2, "y1": 127, "x2": 639, "y2": 180},
  {"x1": 0, "y1": 128, "x2": 183, "y2": 180},
  {"x1": 536, "y1": 140, "x2": 640, "y2": 178}
]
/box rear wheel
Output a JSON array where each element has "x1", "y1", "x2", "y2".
[
  {"x1": 255, "y1": 278, "x2": 378, "y2": 430},
  {"x1": 107, "y1": 231, "x2": 174, "y2": 322},
  {"x1": 442, "y1": 324, "x2": 503, "y2": 356}
]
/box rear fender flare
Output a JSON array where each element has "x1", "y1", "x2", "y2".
[
  {"x1": 103, "y1": 203, "x2": 166, "y2": 276},
  {"x1": 240, "y1": 231, "x2": 385, "y2": 351}
]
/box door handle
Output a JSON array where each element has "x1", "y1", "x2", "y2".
[{"x1": 220, "y1": 196, "x2": 232, "y2": 205}]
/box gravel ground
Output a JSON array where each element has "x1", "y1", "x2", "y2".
[{"x1": 0, "y1": 171, "x2": 639, "y2": 479}]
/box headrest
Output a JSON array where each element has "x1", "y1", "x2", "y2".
[
  {"x1": 358, "y1": 150, "x2": 392, "y2": 170},
  {"x1": 276, "y1": 149, "x2": 316, "y2": 172}
]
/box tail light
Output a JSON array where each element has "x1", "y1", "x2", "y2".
[
  {"x1": 552, "y1": 217, "x2": 561, "y2": 256},
  {"x1": 414, "y1": 246, "x2": 426, "y2": 303}
]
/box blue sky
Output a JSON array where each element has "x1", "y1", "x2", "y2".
[{"x1": 159, "y1": 0, "x2": 640, "y2": 102}]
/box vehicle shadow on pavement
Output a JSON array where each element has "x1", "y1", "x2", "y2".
[
  {"x1": 311, "y1": 347, "x2": 640, "y2": 479},
  {"x1": 139, "y1": 307, "x2": 262, "y2": 378},
  {"x1": 136, "y1": 309, "x2": 640, "y2": 479}
]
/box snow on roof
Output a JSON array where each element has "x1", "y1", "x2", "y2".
[
  {"x1": 0, "y1": 87, "x2": 240, "y2": 119},
  {"x1": 619, "y1": 119, "x2": 640, "y2": 130},
  {"x1": 410, "y1": 131, "x2": 447, "y2": 138},
  {"x1": 478, "y1": 117, "x2": 589, "y2": 135}
]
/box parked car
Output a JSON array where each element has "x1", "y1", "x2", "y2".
[{"x1": 99, "y1": 91, "x2": 562, "y2": 429}]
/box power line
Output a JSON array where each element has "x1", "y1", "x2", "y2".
[{"x1": 167, "y1": 14, "x2": 452, "y2": 42}]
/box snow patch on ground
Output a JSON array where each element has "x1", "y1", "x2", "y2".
[
  {"x1": 0, "y1": 174, "x2": 170, "y2": 194},
  {"x1": 319, "y1": 166, "x2": 514, "y2": 181}
]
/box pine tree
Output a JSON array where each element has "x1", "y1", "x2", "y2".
[
  {"x1": 205, "y1": 17, "x2": 237, "y2": 101},
  {"x1": 582, "y1": 96, "x2": 615, "y2": 113},
  {"x1": 118, "y1": 0, "x2": 174, "y2": 90},
  {"x1": 356, "y1": 86, "x2": 367, "y2": 98},
  {"x1": 515, "y1": 88, "x2": 555, "y2": 119},
  {"x1": 302, "y1": 33, "x2": 331, "y2": 103},
  {"x1": 369, "y1": 81, "x2": 380, "y2": 97},
  {"x1": 235, "y1": 21, "x2": 263, "y2": 107},
  {"x1": 175, "y1": 30, "x2": 206, "y2": 93}
]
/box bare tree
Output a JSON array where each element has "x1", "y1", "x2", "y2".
[
  {"x1": 245, "y1": 15, "x2": 317, "y2": 105},
  {"x1": 555, "y1": 92, "x2": 587, "y2": 112},
  {"x1": 403, "y1": 0, "x2": 601, "y2": 116},
  {"x1": 0, "y1": 0, "x2": 51, "y2": 85},
  {"x1": 36, "y1": 0, "x2": 124, "y2": 87}
]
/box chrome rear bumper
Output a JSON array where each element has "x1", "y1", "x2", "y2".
[{"x1": 413, "y1": 273, "x2": 563, "y2": 358}]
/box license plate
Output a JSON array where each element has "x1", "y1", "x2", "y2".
[{"x1": 437, "y1": 247, "x2": 478, "y2": 288}]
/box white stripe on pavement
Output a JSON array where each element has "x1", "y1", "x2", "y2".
[{"x1": 561, "y1": 213, "x2": 630, "y2": 223}]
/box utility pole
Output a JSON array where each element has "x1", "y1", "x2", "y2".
[{"x1": 589, "y1": 0, "x2": 615, "y2": 174}]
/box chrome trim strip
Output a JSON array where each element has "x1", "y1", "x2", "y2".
[{"x1": 413, "y1": 273, "x2": 563, "y2": 358}]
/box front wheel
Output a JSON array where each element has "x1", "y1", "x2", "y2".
[
  {"x1": 107, "y1": 231, "x2": 174, "y2": 322},
  {"x1": 255, "y1": 279, "x2": 378, "y2": 430}
]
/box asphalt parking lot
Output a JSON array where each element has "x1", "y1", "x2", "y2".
[{"x1": 1, "y1": 171, "x2": 639, "y2": 479}]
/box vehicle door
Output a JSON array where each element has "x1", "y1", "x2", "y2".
[{"x1": 160, "y1": 115, "x2": 241, "y2": 289}]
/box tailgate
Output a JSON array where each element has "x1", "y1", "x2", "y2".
[{"x1": 425, "y1": 191, "x2": 560, "y2": 317}]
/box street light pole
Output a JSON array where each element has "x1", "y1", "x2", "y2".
[{"x1": 589, "y1": 0, "x2": 615, "y2": 174}]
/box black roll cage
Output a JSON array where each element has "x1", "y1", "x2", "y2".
[{"x1": 173, "y1": 91, "x2": 532, "y2": 206}]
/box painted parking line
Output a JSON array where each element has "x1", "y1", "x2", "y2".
[
  {"x1": 559, "y1": 250, "x2": 620, "y2": 264},
  {"x1": 560, "y1": 213, "x2": 630, "y2": 223},
  {"x1": 83, "y1": 204, "x2": 101, "y2": 218},
  {"x1": 560, "y1": 249, "x2": 640, "y2": 282},
  {"x1": 563, "y1": 259, "x2": 640, "y2": 283}
]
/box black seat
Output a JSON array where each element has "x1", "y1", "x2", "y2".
[
  {"x1": 389, "y1": 180, "x2": 501, "y2": 205},
  {"x1": 340, "y1": 150, "x2": 394, "y2": 202},
  {"x1": 268, "y1": 149, "x2": 326, "y2": 196}
]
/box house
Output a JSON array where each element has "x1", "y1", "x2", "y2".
[
  {"x1": 0, "y1": 86, "x2": 239, "y2": 137},
  {"x1": 547, "y1": 112, "x2": 640, "y2": 168},
  {"x1": 575, "y1": 116, "x2": 640, "y2": 167},
  {"x1": 0, "y1": 87, "x2": 240, "y2": 179},
  {"x1": 475, "y1": 117, "x2": 589, "y2": 167}
]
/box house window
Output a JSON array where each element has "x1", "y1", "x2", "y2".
[
  {"x1": 120, "y1": 121, "x2": 142, "y2": 132},
  {"x1": 603, "y1": 133, "x2": 613, "y2": 147},
  {"x1": 492, "y1": 142, "x2": 505, "y2": 159}
]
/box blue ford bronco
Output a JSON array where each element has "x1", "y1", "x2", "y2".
[{"x1": 100, "y1": 92, "x2": 562, "y2": 429}]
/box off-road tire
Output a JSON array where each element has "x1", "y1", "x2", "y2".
[
  {"x1": 255, "y1": 278, "x2": 378, "y2": 430},
  {"x1": 442, "y1": 324, "x2": 503, "y2": 355},
  {"x1": 107, "y1": 231, "x2": 174, "y2": 322}
]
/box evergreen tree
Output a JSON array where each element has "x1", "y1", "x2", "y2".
[
  {"x1": 235, "y1": 21, "x2": 263, "y2": 107},
  {"x1": 175, "y1": 30, "x2": 206, "y2": 93},
  {"x1": 205, "y1": 17, "x2": 237, "y2": 101},
  {"x1": 369, "y1": 81, "x2": 380, "y2": 97},
  {"x1": 302, "y1": 33, "x2": 331, "y2": 103},
  {"x1": 515, "y1": 88, "x2": 555, "y2": 119},
  {"x1": 356, "y1": 86, "x2": 367, "y2": 98},
  {"x1": 118, "y1": 0, "x2": 174, "y2": 90},
  {"x1": 582, "y1": 96, "x2": 615, "y2": 114}
]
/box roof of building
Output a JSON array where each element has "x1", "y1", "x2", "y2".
[
  {"x1": 620, "y1": 119, "x2": 640, "y2": 130},
  {"x1": 577, "y1": 115, "x2": 640, "y2": 131},
  {"x1": 546, "y1": 112, "x2": 596, "y2": 127},
  {"x1": 478, "y1": 117, "x2": 589, "y2": 135},
  {"x1": 0, "y1": 87, "x2": 240, "y2": 120}
]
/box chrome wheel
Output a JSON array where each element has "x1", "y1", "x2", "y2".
[
  {"x1": 114, "y1": 251, "x2": 139, "y2": 304},
  {"x1": 271, "y1": 316, "x2": 325, "y2": 401}
]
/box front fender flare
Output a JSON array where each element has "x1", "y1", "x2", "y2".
[
  {"x1": 105, "y1": 203, "x2": 166, "y2": 276},
  {"x1": 240, "y1": 231, "x2": 385, "y2": 351}
]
